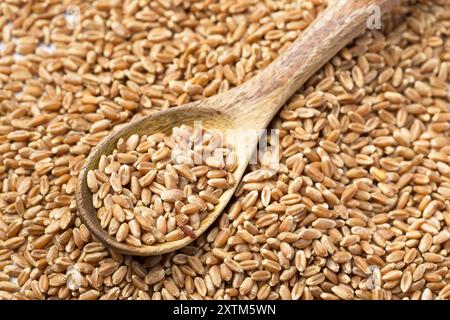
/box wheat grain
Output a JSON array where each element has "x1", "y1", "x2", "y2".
[{"x1": 1, "y1": 0, "x2": 450, "y2": 301}]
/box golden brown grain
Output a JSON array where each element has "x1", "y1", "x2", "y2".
[
  {"x1": 88, "y1": 125, "x2": 236, "y2": 246},
  {"x1": 1, "y1": 0, "x2": 450, "y2": 301}
]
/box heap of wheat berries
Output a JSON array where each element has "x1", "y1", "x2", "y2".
[{"x1": 87, "y1": 125, "x2": 237, "y2": 246}]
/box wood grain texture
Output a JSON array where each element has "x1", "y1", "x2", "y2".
[{"x1": 76, "y1": 0, "x2": 400, "y2": 256}]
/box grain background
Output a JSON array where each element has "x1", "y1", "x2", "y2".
[{"x1": 0, "y1": 0, "x2": 450, "y2": 300}]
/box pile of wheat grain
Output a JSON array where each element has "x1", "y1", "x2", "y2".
[{"x1": 1, "y1": 0, "x2": 450, "y2": 300}]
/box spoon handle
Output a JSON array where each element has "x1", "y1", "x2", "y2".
[{"x1": 218, "y1": 0, "x2": 400, "y2": 128}]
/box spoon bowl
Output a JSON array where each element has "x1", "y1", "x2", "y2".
[{"x1": 77, "y1": 104, "x2": 251, "y2": 255}]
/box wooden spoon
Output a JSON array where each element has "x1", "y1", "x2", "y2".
[{"x1": 77, "y1": 0, "x2": 399, "y2": 256}]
